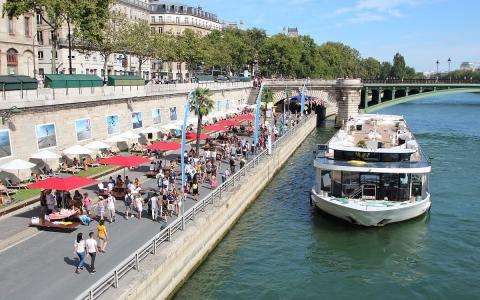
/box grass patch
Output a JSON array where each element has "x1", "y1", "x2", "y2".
[
  {"x1": 77, "y1": 165, "x2": 115, "y2": 178},
  {"x1": 10, "y1": 189, "x2": 41, "y2": 203}
]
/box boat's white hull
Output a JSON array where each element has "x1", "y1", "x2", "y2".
[{"x1": 311, "y1": 189, "x2": 431, "y2": 226}]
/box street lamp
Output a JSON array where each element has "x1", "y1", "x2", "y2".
[
  {"x1": 448, "y1": 58, "x2": 452, "y2": 82},
  {"x1": 436, "y1": 60, "x2": 440, "y2": 76}
]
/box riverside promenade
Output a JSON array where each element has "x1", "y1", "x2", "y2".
[{"x1": 0, "y1": 114, "x2": 317, "y2": 300}]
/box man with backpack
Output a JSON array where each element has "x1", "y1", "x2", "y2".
[{"x1": 124, "y1": 192, "x2": 133, "y2": 219}]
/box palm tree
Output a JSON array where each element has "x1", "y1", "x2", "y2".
[
  {"x1": 190, "y1": 87, "x2": 214, "y2": 156},
  {"x1": 261, "y1": 87, "x2": 274, "y2": 120}
]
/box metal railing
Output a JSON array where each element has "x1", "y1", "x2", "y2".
[
  {"x1": 363, "y1": 78, "x2": 480, "y2": 84},
  {"x1": 77, "y1": 115, "x2": 312, "y2": 300}
]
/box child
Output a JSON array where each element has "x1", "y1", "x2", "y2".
[{"x1": 97, "y1": 220, "x2": 108, "y2": 253}]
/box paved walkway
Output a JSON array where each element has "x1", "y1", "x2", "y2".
[{"x1": 0, "y1": 139, "x2": 257, "y2": 299}]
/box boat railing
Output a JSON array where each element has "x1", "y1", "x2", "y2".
[{"x1": 76, "y1": 114, "x2": 314, "y2": 300}]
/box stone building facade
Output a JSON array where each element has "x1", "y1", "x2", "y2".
[{"x1": 0, "y1": 0, "x2": 36, "y2": 76}]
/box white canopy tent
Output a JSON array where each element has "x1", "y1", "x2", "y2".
[
  {"x1": 120, "y1": 131, "x2": 141, "y2": 140},
  {"x1": 0, "y1": 159, "x2": 36, "y2": 178},
  {"x1": 141, "y1": 126, "x2": 161, "y2": 135}
]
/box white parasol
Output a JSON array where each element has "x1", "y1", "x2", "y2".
[
  {"x1": 141, "y1": 126, "x2": 161, "y2": 134},
  {"x1": 30, "y1": 149, "x2": 61, "y2": 160},
  {"x1": 63, "y1": 145, "x2": 93, "y2": 156},
  {"x1": 104, "y1": 135, "x2": 128, "y2": 143},
  {"x1": 0, "y1": 159, "x2": 36, "y2": 170},
  {"x1": 85, "y1": 141, "x2": 112, "y2": 150},
  {"x1": 120, "y1": 131, "x2": 141, "y2": 140}
]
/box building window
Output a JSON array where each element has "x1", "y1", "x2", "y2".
[
  {"x1": 151, "y1": 16, "x2": 155, "y2": 23},
  {"x1": 6, "y1": 49, "x2": 19, "y2": 74},
  {"x1": 37, "y1": 31, "x2": 43, "y2": 44},
  {"x1": 176, "y1": 17, "x2": 180, "y2": 24},
  {"x1": 8, "y1": 17, "x2": 14, "y2": 35},
  {"x1": 159, "y1": 27, "x2": 163, "y2": 33},
  {"x1": 159, "y1": 16, "x2": 163, "y2": 22},
  {"x1": 36, "y1": 14, "x2": 42, "y2": 25},
  {"x1": 24, "y1": 16, "x2": 31, "y2": 37},
  {"x1": 38, "y1": 51, "x2": 44, "y2": 59}
]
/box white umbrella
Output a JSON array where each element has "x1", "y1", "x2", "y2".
[
  {"x1": 141, "y1": 126, "x2": 161, "y2": 134},
  {"x1": 85, "y1": 141, "x2": 112, "y2": 150},
  {"x1": 30, "y1": 149, "x2": 61, "y2": 160},
  {"x1": 0, "y1": 159, "x2": 36, "y2": 179},
  {"x1": 63, "y1": 145, "x2": 93, "y2": 156},
  {"x1": 104, "y1": 135, "x2": 128, "y2": 143},
  {"x1": 0, "y1": 159, "x2": 36, "y2": 170},
  {"x1": 120, "y1": 131, "x2": 141, "y2": 140}
]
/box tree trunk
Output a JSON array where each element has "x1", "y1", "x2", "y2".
[
  {"x1": 138, "y1": 57, "x2": 143, "y2": 78},
  {"x1": 195, "y1": 114, "x2": 202, "y2": 157},
  {"x1": 51, "y1": 29, "x2": 58, "y2": 74},
  {"x1": 67, "y1": 18, "x2": 73, "y2": 74},
  {"x1": 102, "y1": 53, "x2": 110, "y2": 83}
]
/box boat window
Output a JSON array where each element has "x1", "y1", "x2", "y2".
[
  {"x1": 411, "y1": 174, "x2": 422, "y2": 197},
  {"x1": 380, "y1": 173, "x2": 399, "y2": 201},
  {"x1": 398, "y1": 173, "x2": 410, "y2": 201},
  {"x1": 332, "y1": 171, "x2": 342, "y2": 197},
  {"x1": 400, "y1": 153, "x2": 411, "y2": 162},
  {"x1": 360, "y1": 174, "x2": 379, "y2": 199},
  {"x1": 381, "y1": 153, "x2": 400, "y2": 162},
  {"x1": 341, "y1": 172, "x2": 360, "y2": 197},
  {"x1": 321, "y1": 170, "x2": 331, "y2": 192}
]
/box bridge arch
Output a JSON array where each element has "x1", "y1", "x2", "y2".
[{"x1": 362, "y1": 88, "x2": 480, "y2": 113}]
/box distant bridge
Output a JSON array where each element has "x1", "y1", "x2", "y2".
[{"x1": 362, "y1": 79, "x2": 480, "y2": 113}]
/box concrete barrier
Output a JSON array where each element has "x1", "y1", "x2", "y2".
[{"x1": 105, "y1": 116, "x2": 317, "y2": 300}]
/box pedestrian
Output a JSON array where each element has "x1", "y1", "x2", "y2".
[
  {"x1": 97, "y1": 196, "x2": 106, "y2": 221},
  {"x1": 73, "y1": 232, "x2": 86, "y2": 274},
  {"x1": 191, "y1": 179, "x2": 199, "y2": 201},
  {"x1": 106, "y1": 193, "x2": 116, "y2": 223},
  {"x1": 222, "y1": 168, "x2": 230, "y2": 183},
  {"x1": 82, "y1": 193, "x2": 92, "y2": 216},
  {"x1": 210, "y1": 175, "x2": 218, "y2": 189},
  {"x1": 240, "y1": 157, "x2": 246, "y2": 169},
  {"x1": 124, "y1": 192, "x2": 133, "y2": 219},
  {"x1": 134, "y1": 195, "x2": 143, "y2": 219},
  {"x1": 97, "y1": 220, "x2": 108, "y2": 253},
  {"x1": 85, "y1": 232, "x2": 98, "y2": 274},
  {"x1": 229, "y1": 156, "x2": 236, "y2": 174},
  {"x1": 46, "y1": 190, "x2": 56, "y2": 214},
  {"x1": 150, "y1": 193, "x2": 159, "y2": 221}
]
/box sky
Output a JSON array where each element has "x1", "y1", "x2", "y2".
[{"x1": 181, "y1": 0, "x2": 479, "y2": 72}]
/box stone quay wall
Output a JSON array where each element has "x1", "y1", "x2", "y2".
[
  {"x1": 0, "y1": 85, "x2": 252, "y2": 179},
  {"x1": 104, "y1": 115, "x2": 317, "y2": 300}
]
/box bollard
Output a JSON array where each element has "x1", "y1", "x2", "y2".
[
  {"x1": 114, "y1": 270, "x2": 119, "y2": 288},
  {"x1": 135, "y1": 253, "x2": 139, "y2": 270}
]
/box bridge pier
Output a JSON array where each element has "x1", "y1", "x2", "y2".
[
  {"x1": 392, "y1": 87, "x2": 396, "y2": 100},
  {"x1": 378, "y1": 88, "x2": 383, "y2": 103},
  {"x1": 336, "y1": 79, "x2": 362, "y2": 126}
]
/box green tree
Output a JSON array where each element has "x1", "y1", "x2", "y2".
[
  {"x1": 177, "y1": 29, "x2": 207, "y2": 80},
  {"x1": 261, "y1": 87, "x2": 274, "y2": 119},
  {"x1": 391, "y1": 52, "x2": 407, "y2": 80},
  {"x1": 379, "y1": 62, "x2": 393, "y2": 80},
  {"x1": 123, "y1": 20, "x2": 156, "y2": 78},
  {"x1": 152, "y1": 33, "x2": 177, "y2": 79},
  {"x1": 361, "y1": 57, "x2": 381, "y2": 79},
  {"x1": 260, "y1": 34, "x2": 302, "y2": 78},
  {"x1": 76, "y1": 12, "x2": 126, "y2": 81},
  {"x1": 203, "y1": 30, "x2": 232, "y2": 74},
  {"x1": 190, "y1": 88, "x2": 214, "y2": 156}
]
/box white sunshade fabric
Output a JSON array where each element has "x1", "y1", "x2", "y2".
[
  {"x1": 141, "y1": 126, "x2": 161, "y2": 134},
  {"x1": 0, "y1": 159, "x2": 36, "y2": 170},
  {"x1": 85, "y1": 141, "x2": 112, "y2": 150},
  {"x1": 120, "y1": 131, "x2": 141, "y2": 140},
  {"x1": 104, "y1": 135, "x2": 128, "y2": 143},
  {"x1": 30, "y1": 149, "x2": 61, "y2": 160},
  {"x1": 63, "y1": 145, "x2": 93, "y2": 156}
]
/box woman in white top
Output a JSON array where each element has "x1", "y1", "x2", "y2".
[
  {"x1": 150, "y1": 194, "x2": 159, "y2": 221},
  {"x1": 85, "y1": 232, "x2": 98, "y2": 274},
  {"x1": 134, "y1": 196, "x2": 143, "y2": 219},
  {"x1": 106, "y1": 194, "x2": 116, "y2": 223},
  {"x1": 73, "y1": 233, "x2": 86, "y2": 274}
]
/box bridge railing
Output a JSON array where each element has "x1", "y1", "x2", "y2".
[
  {"x1": 363, "y1": 78, "x2": 480, "y2": 84},
  {"x1": 76, "y1": 115, "x2": 312, "y2": 300}
]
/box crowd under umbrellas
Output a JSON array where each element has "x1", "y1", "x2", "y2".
[{"x1": 4, "y1": 108, "x2": 289, "y2": 275}]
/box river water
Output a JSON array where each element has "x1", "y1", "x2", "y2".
[{"x1": 175, "y1": 93, "x2": 480, "y2": 299}]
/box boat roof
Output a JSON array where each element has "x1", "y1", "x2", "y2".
[{"x1": 329, "y1": 114, "x2": 420, "y2": 155}]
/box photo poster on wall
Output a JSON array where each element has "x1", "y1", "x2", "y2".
[
  {"x1": 216, "y1": 100, "x2": 221, "y2": 111},
  {"x1": 0, "y1": 129, "x2": 12, "y2": 158},
  {"x1": 106, "y1": 115, "x2": 120, "y2": 135},
  {"x1": 170, "y1": 107, "x2": 177, "y2": 121},
  {"x1": 152, "y1": 108, "x2": 161, "y2": 124},
  {"x1": 132, "y1": 112, "x2": 143, "y2": 129},
  {"x1": 75, "y1": 118, "x2": 92, "y2": 141},
  {"x1": 36, "y1": 123, "x2": 57, "y2": 150}
]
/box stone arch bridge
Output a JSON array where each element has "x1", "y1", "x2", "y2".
[{"x1": 262, "y1": 79, "x2": 480, "y2": 124}]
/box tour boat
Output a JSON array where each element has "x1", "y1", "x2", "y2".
[{"x1": 311, "y1": 114, "x2": 431, "y2": 226}]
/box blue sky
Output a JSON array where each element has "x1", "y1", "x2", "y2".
[{"x1": 183, "y1": 0, "x2": 478, "y2": 72}]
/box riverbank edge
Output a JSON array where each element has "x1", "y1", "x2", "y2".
[{"x1": 109, "y1": 115, "x2": 317, "y2": 300}]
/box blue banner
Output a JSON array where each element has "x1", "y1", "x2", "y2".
[
  {"x1": 253, "y1": 83, "x2": 264, "y2": 146},
  {"x1": 181, "y1": 91, "x2": 194, "y2": 193}
]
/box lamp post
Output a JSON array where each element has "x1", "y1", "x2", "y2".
[
  {"x1": 448, "y1": 58, "x2": 452, "y2": 82},
  {"x1": 436, "y1": 60, "x2": 440, "y2": 78}
]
